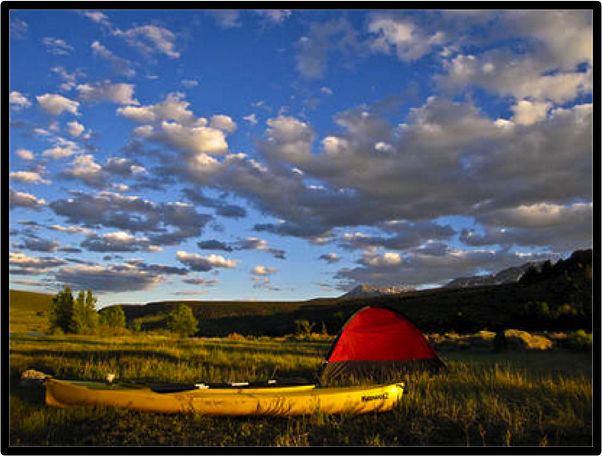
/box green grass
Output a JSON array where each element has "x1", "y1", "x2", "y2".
[{"x1": 9, "y1": 333, "x2": 593, "y2": 447}]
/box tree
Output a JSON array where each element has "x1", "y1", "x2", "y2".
[
  {"x1": 71, "y1": 289, "x2": 99, "y2": 334},
  {"x1": 100, "y1": 306, "x2": 126, "y2": 329},
  {"x1": 48, "y1": 286, "x2": 75, "y2": 333},
  {"x1": 167, "y1": 304, "x2": 199, "y2": 338}
]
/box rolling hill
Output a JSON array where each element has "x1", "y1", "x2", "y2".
[{"x1": 8, "y1": 289, "x2": 54, "y2": 334}]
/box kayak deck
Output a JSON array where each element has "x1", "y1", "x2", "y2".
[{"x1": 45, "y1": 379, "x2": 404, "y2": 416}]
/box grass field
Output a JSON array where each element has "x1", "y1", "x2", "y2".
[
  {"x1": 9, "y1": 332, "x2": 593, "y2": 447},
  {"x1": 9, "y1": 290, "x2": 54, "y2": 335}
]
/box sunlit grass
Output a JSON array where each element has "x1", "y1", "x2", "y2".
[{"x1": 9, "y1": 332, "x2": 593, "y2": 447}]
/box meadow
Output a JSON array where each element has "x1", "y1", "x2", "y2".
[{"x1": 9, "y1": 331, "x2": 593, "y2": 447}]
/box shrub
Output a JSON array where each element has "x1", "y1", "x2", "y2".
[
  {"x1": 100, "y1": 306, "x2": 126, "y2": 329},
  {"x1": 567, "y1": 330, "x2": 592, "y2": 352}
]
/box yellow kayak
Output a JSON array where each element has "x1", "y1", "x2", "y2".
[{"x1": 45, "y1": 379, "x2": 403, "y2": 416}]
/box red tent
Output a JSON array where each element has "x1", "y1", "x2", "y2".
[{"x1": 320, "y1": 306, "x2": 445, "y2": 384}]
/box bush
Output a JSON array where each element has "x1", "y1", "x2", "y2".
[
  {"x1": 501, "y1": 329, "x2": 553, "y2": 351},
  {"x1": 567, "y1": 330, "x2": 592, "y2": 352},
  {"x1": 293, "y1": 320, "x2": 315, "y2": 338}
]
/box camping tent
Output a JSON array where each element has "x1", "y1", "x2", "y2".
[{"x1": 320, "y1": 306, "x2": 445, "y2": 384}]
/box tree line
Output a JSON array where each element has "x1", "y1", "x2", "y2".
[{"x1": 48, "y1": 286, "x2": 198, "y2": 337}]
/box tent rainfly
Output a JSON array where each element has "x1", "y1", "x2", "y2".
[{"x1": 319, "y1": 306, "x2": 446, "y2": 384}]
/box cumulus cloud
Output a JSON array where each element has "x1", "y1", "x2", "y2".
[
  {"x1": 183, "y1": 188, "x2": 247, "y2": 219},
  {"x1": 117, "y1": 93, "x2": 230, "y2": 158},
  {"x1": 234, "y1": 237, "x2": 285, "y2": 259},
  {"x1": 462, "y1": 202, "x2": 593, "y2": 252},
  {"x1": 81, "y1": 231, "x2": 157, "y2": 253},
  {"x1": 182, "y1": 276, "x2": 219, "y2": 286},
  {"x1": 49, "y1": 191, "x2": 213, "y2": 245},
  {"x1": 37, "y1": 93, "x2": 80, "y2": 115},
  {"x1": 197, "y1": 240, "x2": 233, "y2": 251},
  {"x1": 251, "y1": 265, "x2": 278, "y2": 276},
  {"x1": 9, "y1": 188, "x2": 46, "y2": 210},
  {"x1": 17, "y1": 236, "x2": 60, "y2": 253},
  {"x1": 54, "y1": 261, "x2": 173, "y2": 293},
  {"x1": 65, "y1": 120, "x2": 86, "y2": 137},
  {"x1": 77, "y1": 81, "x2": 139, "y2": 105},
  {"x1": 10, "y1": 91, "x2": 31, "y2": 110},
  {"x1": 368, "y1": 13, "x2": 445, "y2": 61},
  {"x1": 10, "y1": 251, "x2": 67, "y2": 274},
  {"x1": 319, "y1": 253, "x2": 340, "y2": 264},
  {"x1": 435, "y1": 12, "x2": 592, "y2": 104},
  {"x1": 177, "y1": 250, "x2": 240, "y2": 272},
  {"x1": 10, "y1": 171, "x2": 51, "y2": 185},
  {"x1": 16, "y1": 149, "x2": 35, "y2": 161},
  {"x1": 10, "y1": 18, "x2": 28, "y2": 38},
  {"x1": 62, "y1": 154, "x2": 107, "y2": 188}
]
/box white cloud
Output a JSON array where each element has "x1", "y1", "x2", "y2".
[
  {"x1": 16, "y1": 149, "x2": 35, "y2": 161},
  {"x1": 43, "y1": 37, "x2": 74, "y2": 55},
  {"x1": 66, "y1": 120, "x2": 85, "y2": 137},
  {"x1": 461, "y1": 202, "x2": 593, "y2": 252},
  {"x1": 42, "y1": 146, "x2": 76, "y2": 159},
  {"x1": 9, "y1": 188, "x2": 46, "y2": 210},
  {"x1": 430, "y1": 12, "x2": 593, "y2": 108},
  {"x1": 209, "y1": 115, "x2": 237, "y2": 133},
  {"x1": 177, "y1": 250, "x2": 240, "y2": 271},
  {"x1": 254, "y1": 10, "x2": 292, "y2": 24},
  {"x1": 10, "y1": 171, "x2": 51, "y2": 185},
  {"x1": 243, "y1": 113, "x2": 258, "y2": 125},
  {"x1": 77, "y1": 81, "x2": 138, "y2": 105},
  {"x1": 117, "y1": 92, "x2": 196, "y2": 124},
  {"x1": 368, "y1": 14, "x2": 445, "y2": 61},
  {"x1": 509, "y1": 99, "x2": 550, "y2": 126},
  {"x1": 37, "y1": 93, "x2": 80, "y2": 116},
  {"x1": 504, "y1": 10, "x2": 593, "y2": 69},
  {"x1": 81, "y1": 231, "x2": 155, "y2": 252},
  {"x1": 10, "y1": 251, "x2": 65, "y2": 270},
  {"x1": 10, "y1": 91, "x2": 31, "y2": 110},
  {"x1": 63, "y1": 154, "x2": 106, "y2": 188},
  {"x1": 158, "y1": 121, "x2": 228, "y2": 155},
  {"x1": 81, "y1": 11, "x2": 111, "y2": 27},
  {"x1": 114, "y1": 24, "x2": 180, "y2": 58},
  {"x1": 251, "y1": 265, "x2": 278, "y2": 276},
  {"x1": 361, "y1": 250, "x2": 402, "y2": 268},
  {"x1": 480, "y1": 202, "x2": 593, "y2": 230},
  {"x1": 54, "y1": 263, "x2": 164, "y2": 293},
  {"x1": 181, "y1": 79, "x2": 199, "y2": 88},
  {"x1": 120, "y1": 95, "x2": 230, "y2": 158}
]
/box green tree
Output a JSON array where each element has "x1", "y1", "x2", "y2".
[
  {"x1": 71, "y1": 289, "x2": 99, "y2": 334},
  {"x1": 48, "y1": 286, "x2": 75, "y2": 333},
  {"x1": 167, "y1": 304, "x2": 199, "y2": 338},
  {"x1": 100, "y1": 306, "x2": 126, "y2": 329}
]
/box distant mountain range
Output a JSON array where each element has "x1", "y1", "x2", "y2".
[
  {"x1": 339, "y1": 284, "x2": 416, "y2": 299},
  {"x1": 444, "y1": 261, "x2": 545, "y2": 289},
  {"x1": 340, "y1": 260, "x2": 546, "y2": 298}
]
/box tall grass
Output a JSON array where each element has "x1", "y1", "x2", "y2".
[{"x1": 9, "y1": 333, "x2": 593, "y2": 447}]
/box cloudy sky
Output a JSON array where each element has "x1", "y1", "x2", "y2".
[{"x1": 9, "y1": 9, "x2": 593, "y2": 306}]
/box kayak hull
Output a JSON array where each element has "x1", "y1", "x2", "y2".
[{"x1": 45, "y1": 379, "x2": 403, "y2": 416}]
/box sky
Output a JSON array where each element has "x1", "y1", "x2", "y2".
[{"x1": 9, "y1": 9, "x2": 593, "y2": 307}]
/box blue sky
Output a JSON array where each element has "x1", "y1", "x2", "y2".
[{"x1": 9, "y1": 9, "x2": 593, "y2": 307}]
